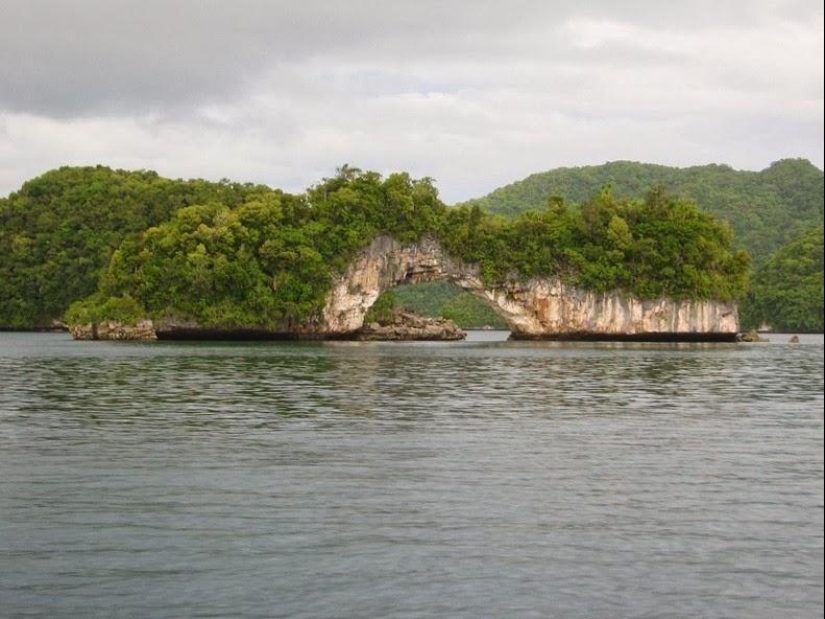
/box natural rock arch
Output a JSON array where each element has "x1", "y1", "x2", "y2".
[
  {"x1": 322, "y1": 235, "x2": 740, "y2": 341},
  {"x1": 70, "y1": 234, "x2": 741, "y2": 341},
  {"x1": 323, "y1": 235, "x2": 498, "y2": 334}
]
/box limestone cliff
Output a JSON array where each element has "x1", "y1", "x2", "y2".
[
  {"x1": 489, "y1": 279, "x2": 738, "y2": 340},
  {"x1": 323, "y1": 235, "x2": 739, "y2": 341},
  {"x1": 322, "y1": 235, "x2": 478, "y2": 335}
]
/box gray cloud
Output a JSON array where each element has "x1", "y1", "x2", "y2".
[
  {"x1": 0, "y1": 0, "x2": 822, "y2": 202},
  {"x1": 1, "y1": 0, "x2": 566, "y2": 114},
  {"x1": 6, "y1": 0, "x2": 814, "y2": 115}
]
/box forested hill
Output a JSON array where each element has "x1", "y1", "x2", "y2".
[
  {"x1": 0, "y1": 166, "x2": 272, "y2": 329},
  {"x1": 458, "y1": 158, "x2": 824, "y2": 265}
]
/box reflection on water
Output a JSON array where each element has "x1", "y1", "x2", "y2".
[{"x1": 0, "y1": 332, "x2": 823, "y2": 618}]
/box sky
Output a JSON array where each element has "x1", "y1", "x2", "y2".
[{"x1": 1, "y1": 0, "x2": 822, "y2": 204}]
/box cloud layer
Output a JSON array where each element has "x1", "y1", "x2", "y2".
[{"x1": 1, "y1": 0, "x2": 822, "y2": 202}]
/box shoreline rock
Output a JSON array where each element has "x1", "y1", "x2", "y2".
[
  {"x1": 70, "y1": 320, "x2": 157, "y2": 341},
  {"x1": 738, "y1": 329, "x2": 769, "y2": 342},
  {"x1": 354, "y1": 310, "x2": 466, "y2": 341}
]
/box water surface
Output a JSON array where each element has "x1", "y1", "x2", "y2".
[{"x1": 1, "y1": 332, "x2": 822, "y2": 618}]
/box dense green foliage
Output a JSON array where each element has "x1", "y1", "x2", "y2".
[
  {"x1": 63, "y1": 293, "x2": 147, "y2": 325},
  {"x1": 439, "y1": 186, "x2": 750, "y2": 300},
  {"x1": 739, "y1": 226, "x2": 824, "y2": 332},
  {"x1": 3, "y1": 164, "x2": 751, "y2": 331},
  {"x1": 363, "y1": 290, "x2": 399, "y2": 324},
  {"x1": 68, "y1": 169, "x2": 447, "y2": 329},
  {"x1": 460, "y1": 159, "x2": 823, "y2": 266},
  {"x1": 0, "y1": 166, "x2": 271, "y2": 328}
]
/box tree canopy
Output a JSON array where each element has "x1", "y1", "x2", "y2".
[
  {"x1": 66, "y1": 171, "x2": 448, "y2": 329},
  {"x1": 64, "y1": 168, "x2": 749, "y2": 331}
]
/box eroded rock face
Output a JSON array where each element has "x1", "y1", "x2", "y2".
[
  {"x1": 323, "y1": 235, "x2": 740, "y2": 341},
  {"x1": 488, "y1": 279, "x2": 738, "y2": 340},
  {"x1": 322, "y1": 236, "x2": 478, "y2": 334}
]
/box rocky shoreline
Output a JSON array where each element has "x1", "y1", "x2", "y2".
[{"x1": 69, "y1": 310, "x2": 467, "y2": 342}]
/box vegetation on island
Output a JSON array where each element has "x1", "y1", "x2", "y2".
[
  {"x1": 63, "y1": 167, "x2": 747, "y2": 331},
  {"x1": 457, "y1": 158, "x2": 823, "y2": 331},
  {"x1": 63, "y1": 168, "x2": 448, "y2": 329},
  {"x1": 461, "y1": 158, "x2": 823, "y2": 267},
  {"x1": 440, "y1": 185, "x2": 749, "y2": 300},
  {"x1": 739, "y1": 225, "x2": 824, "y2": 332},
  {"x1": 0, "y1": 166, "x2": 271, "y2": 329},
  {"x1": 2, "y1": 160, "x2": 820, "y2": 333}
]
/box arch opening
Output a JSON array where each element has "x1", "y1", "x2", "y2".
[{"x1": 370, "y1": 280, "x2": 510, "y2": 332}]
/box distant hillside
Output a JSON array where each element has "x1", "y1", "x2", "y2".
[{"x1": 458, "y1": 159, "x2": 824, "y2": 265}]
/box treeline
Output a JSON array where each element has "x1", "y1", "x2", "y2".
[
  {"x1": 460, "y1": 158, "x2": 823, "y2": 266},
  {"x1": 390, "y1": 222, "x2": 824, "y2": 332},
  {"x1": 457, "y1": 158, "x2": 824, "y2": 331},
  {"x1": 70, "y1": 168, "x2": 445, "y2": 328},
  {"x1": 0, "y1": 164, "x2": 752, "y2": 332}
]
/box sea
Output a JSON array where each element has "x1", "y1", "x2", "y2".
[{"x1": 1, "y1": 330, "x2": 822, "y2": 618}]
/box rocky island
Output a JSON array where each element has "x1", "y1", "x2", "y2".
[
  {"x1": 57, "y1": 166, "x2": 749, "y2": 342},
  {"x1": 4, "y1": 163, "x2": 822, "y2": 338}
]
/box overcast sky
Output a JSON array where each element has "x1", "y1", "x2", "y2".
[{"x1": 1, "y1": 0, "x2": 822, "y2": 203}]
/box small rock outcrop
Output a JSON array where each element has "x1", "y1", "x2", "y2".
[
  {"x1": 738, "y1": 329, "x2": 769, "y2": 342},
  {"x1": 354, "y1": 310, "x2": 466, "y2": 341},
  {"x1": 70, "y1": 320, "x2": 157, "y2": 341}
]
